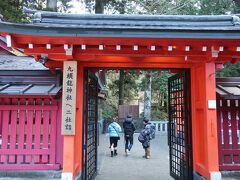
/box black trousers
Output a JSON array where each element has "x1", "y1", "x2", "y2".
[
  {"x1": 125, "y1": 135, "x2": 133, "y2": 151},
  {"x1": 110, "y1": 137, "x2": 119, "y2": 148}
]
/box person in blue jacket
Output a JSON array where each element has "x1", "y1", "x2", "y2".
[{"x1": 108, "y1": 117, "x2": 122, "y2": 157}]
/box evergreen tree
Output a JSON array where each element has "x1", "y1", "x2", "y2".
[
  {"x1": 217, "y1": 62, "x2": 240, "y2": 77},
  {"x1": 0, "y1": 0, "x2": 72, "y2": 23},
  {"x1": 0, "y1": 0, "x2": 27, "y2": 23},
  {"x1": 198, "y1": 0, "x2": 235, "y2": 15}
]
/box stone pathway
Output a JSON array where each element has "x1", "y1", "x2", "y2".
[
  {"x1": 96, "y1": 133, "x2": 172, "y2": 180},
  {"x1": 0, "y1": 134, "x2": 238, "y2": 179}
]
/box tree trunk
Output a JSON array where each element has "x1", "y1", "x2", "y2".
[
  {"x1": 95, "y1": 0, "x2": 105, "y2": 14},
  {"x1": 118, "y1": 70, "x2": 124, "y2": 105},
  {"x1": 117, "y1": 0, "x2": 126, "y2": 106},
  {"x1": 144, "y1": 73, "x2": 152, "y2": 119},
  {"x1": 47, "y1": 0, "x2": 57, "y2": 11}
]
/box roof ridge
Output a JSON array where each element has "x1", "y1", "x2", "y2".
[{"x1": 23, "y1": 7, "x2": 240, "y2": 27}]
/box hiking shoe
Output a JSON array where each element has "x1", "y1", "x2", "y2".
[{"x1": 146, "y1": 156, "x2": 150, "y2": 159}]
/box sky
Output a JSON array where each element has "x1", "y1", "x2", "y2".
[{"x1": 69, "y1": 0, "x2": 87, "y2": 14}]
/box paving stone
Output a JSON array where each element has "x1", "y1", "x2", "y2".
[{"x1": 96, "y1": 133, "x2": 172, "y2": 180}]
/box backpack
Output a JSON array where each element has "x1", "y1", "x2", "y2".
[
  {"x1": 138, "y1": 124, "x2": 156, "y2": 143},
  {"x1": 149, "y1": 124, "x2": 156, "y2": 140},
  {"x1": 138, "y1": 130, "x2": 145, "y2": 143}
]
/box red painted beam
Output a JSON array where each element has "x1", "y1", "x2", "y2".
[
  {"x1": 73, "y1": 47, "x2": 207, "y2": 57},
  {"x1": 2, "y1": 33, "x2": 240, "y2": 67},
  {"x1": 78, "y1": 62, "x2": 194, "y2": 68},
  {"x1": 24, "y1": 46, "x2": 65, "y2": 55},
  {"x1": 9, "y1": 34, "x2": 240, "y2": 46}
]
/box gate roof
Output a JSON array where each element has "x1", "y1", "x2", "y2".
[
  {"x1": 1, "y1": 10, "x2": 240, "y2": 38},
  {"x1": 0, "y1": 54, "x2": 47, "y2": 70},
  {"x1": 1, "y1": 10, "x2": 240, "y2": 65},
  {"x1": 216, "y1": 78, "x2": 240, "y2": 99},
  {"x1": 0, "y1": 70, "x2": 62, "y2": 96}
]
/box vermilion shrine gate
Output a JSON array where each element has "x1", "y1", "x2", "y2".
[{"x1": 1, "y1": 10, "x2": 240, "y2": 180}]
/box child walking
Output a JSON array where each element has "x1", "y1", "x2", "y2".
[{"x1": 108, "y1": 117, "x2": 122, "y2": 157}]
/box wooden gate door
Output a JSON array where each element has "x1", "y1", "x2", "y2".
[
  {"x1": 82, "y1": 70, "x2": 98, "y2": 180},
  {"x1": 168, "y1": 71, "x2": 193, "y2": 180},
  {"x1": 0, "y1": 98, "x2": 62, "y2": 170}
]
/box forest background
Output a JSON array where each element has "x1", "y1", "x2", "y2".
[{"x1": 1, "y1": 0, "x2": 240, "y2": 121}]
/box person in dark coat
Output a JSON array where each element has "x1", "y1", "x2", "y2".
[
  {"x1": 139, "y1": 118, "x2": 155, "y2": 159},
  {"x1": 123, "y1": 114, "x2": 136, "y2": 156}
]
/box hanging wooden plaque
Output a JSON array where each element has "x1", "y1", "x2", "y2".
[{"x1": 61, "y1": 61, "x2": 77, "y2": 135}]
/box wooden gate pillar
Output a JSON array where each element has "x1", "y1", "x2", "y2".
[
  {"x1": 191, "y1": 62, "x2": 221, "y2": 180},
  {"x1": 62, "y1": 63, "x2": 83, "y2": 180}
]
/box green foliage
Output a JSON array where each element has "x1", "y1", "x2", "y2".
[
  {"x1": 217, "y1": 62, "x2": 240, "y2": 77},
  {"x1": 101, "y1": 69, "x2": 140, "y2": 119},
  {"x1": 198, "y1": 0, "x2": 235, "y2": 15},
  {"x1": 58, "y1": 0, "x2": 73, "y2": 12},
  {"x1": 151, "y1": 109, "x2": 168, "y2": 121},
  {"x1": 23, "y1": 0, "x2": 72, "y2": 12},
  {"x1": 151, "y1": 71, "x2": 172, "y2": 100},
  {"x1": 100, "y1": 70, "x2": 119, "y2": 118},
  {"x1": 139, "y1": 71, "x2": 171, "y2": 118},
  {"x1": 233, "y1": 0, "x2": 240, "y2": 13},
  {"x1": 131, "y1": 0, "x2": 198, "y2": 15},
  {"x1": 138, "y1": 70, "x2": 171, "y2": 120},
  {"x1": 123, "y1": 71, "x2": 140, "y2": 103},
  {"x1": 106, "y1": 0, "x2": 128, "y2": 14},
  {"x1": 0, "y1": 0, "x2": 72, "y2": 23},
  {"x1": 22, "y1": 0, "x2": 45, "y2": 11},
  {"x1": 83, "y1": 0, "x2": 130, "y2": 14},
  {"x1": 84, "y1": 0, "x2": 240, "y2": 15},
  {"x1": 151, "y1": 71, "x2": 171, "y2": 120},
  {"x1": 102, "y1": 100, "x2": 117, "y2": 118},
  {"x1": 0, "y1": 0, "x2": 28, "y2": 23},
  {"x1": 131, "y1": 0, "x2": 239, "y2": 15},
  {"x1": 107, "y1": 70, "x2": 139, "y2": 105}
]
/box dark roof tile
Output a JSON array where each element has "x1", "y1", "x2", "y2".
[
  {"x1": 216, "y1": 78, "x2": 240, "y2": 99},
  {"x1": 26, "y1": 9, "x2": 240, "y2": 30}
]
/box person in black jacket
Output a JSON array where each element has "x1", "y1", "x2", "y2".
[{"x1": 123, "y1": 114, "x2": 136, "y2": 156}]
